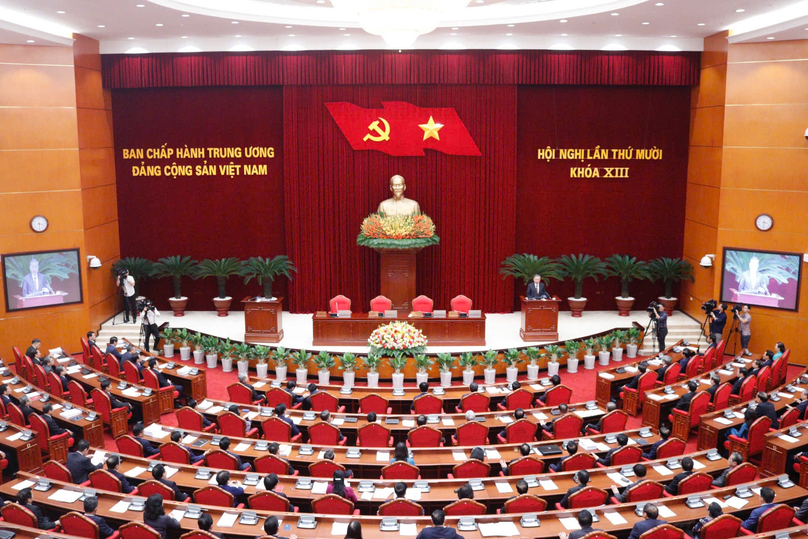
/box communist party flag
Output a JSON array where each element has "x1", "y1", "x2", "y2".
[{"x1": 325, "y1": 101, "x2": 481, "y2": 157}]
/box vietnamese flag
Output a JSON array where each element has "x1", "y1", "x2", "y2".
[{"x1": 325, "y1": 101, "x2": 481, "y2": 157}]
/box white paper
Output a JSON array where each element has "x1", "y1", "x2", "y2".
[
  {"x1": 533, "y1": 412, "x2": 548, "y2": 421},
  {"x1": 312, "y1": 481, "x2": 328, "y2": 494},
  {"x1": 332, "y1": 418, "x2": 345, "y2": 426},
  {"x1": 231, "y1": 442, "x2": 250, "y2": 452},
  {"x1": 331, "y1": 522, "x2": 349, "y2": 535},
  {"x1": 699, "y1": 379, "x2": 711, "y2": 385},
  {"x1": 530, "y1": 384, "x2": 542, "y2": 391},
  {"x1": 51, "y1": 404, "x2": 62, "y2": 410},
  {"x1": 91, "y1": 451, "x2": 107, "y2": 466},
  {"x1": 664, "y1": 394, "x2": 679, "y2": 400},
  {"x1": 779, "y1": 434, "x2": 800, "y2": 443},
  {"x1": 403, "y1": 420, "x2": 415, "y2": 428},
  {"x1": 400, "y1": 523, "x2": 418, "y2": 536},
  {"x1": 291, "y1": 416, "x2": 302, "y2": 425},
  {"x1": 752, "y1": 487, "x2": 762, "y2": 495},
  {"x1": 539, "y1": 479, "x2": 558, "y2": 491},
  {"x1": 12, "y1": 480, "x2": 35, "y2": 490},
  {"x1": 143, "y1": 424, "x2": 166, "y2": 437},
  {"x1": 498, "y1": 416, "x2": 514, "y2": 424},
  {"x1": 317, "y1": 450, "x2": 327, "y2": 459},
  {"x1": 360, "y1": 490, "x2": 373, "y2": 501},
  {"x1": 702, "y1": 496, "x2": 727, "y2": 508},
  {"x1": 479, "y1": 522, "x2": 519, "y2": 537},
  {"x1": 604, "y1": 512, "x2": 628, "y2": 525},
  {"x1": 279, "y1": 444, "x2": 292, "y2": 456},
  {"x1": 595, "y1": 442, "x2": 610, "y2": 452},
  {"x1": 648, "y1": 394, "x2": 665, "y2": 401},
  {"x1": 452, "y1": 451, "x2": 467, "y2": 462},
  {"x1": 713, "y1": 417, "x2": 733, "y2": 425},
  {"x1": 574, "y1": 409, "x2": 602, "y2": 418},
  {"x1": 559, "y1": 517, "x2": 582, "y2": 531},
  {"x1": 253, "y1": 381, "x2": 266, "y2": 389},
  {"x1": 726, "y1": 496, "x2": 749, "y2": 509},
  {"x1": 48, "y1": 489, "x2": 83, "y2": 503},
  {"x1": 599, "y1": 373, "x2": 615, "y2": 380},
  {"x1": 176, "y1": 367, "x2": 193, "y2": 375},
  {"x1": 778, "y1": 393, "x2": 794, "y2": 399},
  {"x1": 376, "y1": 451, "x2": 391, "y2": 462},
  {"x1": 27, "y1": 392, "x2": 40, "y2": 399},
  {"x1": 486, "y1": 386, "x2": 500, "y2": 395},
  {"x1": 82, "y1": 373, "x2": 98, "y2": 380},
  {"x1": 442, "y1": 418, "x2": 455, "y2": 426},
  {"x1": 197, "y1": 400, "x2": 213, "y2": 410},
  {"x1": 13, "y1": 388, "x2": 26, "y2": 393},
  {"x1": 60, "y1": 409, "x2": 82, "y2": 420},
  {"x1": 733, "y1": 412, "x2": 745, "y2": 419},
  {"x1": 657, "y1": 505, "x2": 676, "y2": 518},
  {"x1": 607, "y1": 472, "x2": 631, "y2": 485},
  {"x1": 652, "y1": 465, "x2": 674, "y2": 476},
  {"x1": 65, "y1": 366, "x2": 82, "y2": 374},
  {"x1": 405, "y1": 489, "x2": 422, "y2": 501},
  {"x1": 164, "y1": 466, "x2": 178, "y2": 479},
  {"x1": 207, "y1": 406, "x2": 223, "y2": 414},
  {"x1": 374, "y1": 487, "x2": 394, "y2": 500},
  {"x1": 495, "y1": 482, "x2": 514, "y2": 493},
  {"x1": 579, "y1": 439, "x2": 597, "y2": 451},
  {"x1": 122, "y1": 388, "x2": 141, "y2": 397},
  {"x1": 169, "y1": 509, "x2": 185, "y2": 521},
  {"x1": 625, "y1": 366, "x2": 638, "y2": 373},
  {"x1": 6, "y1": 432, "x2": 23, "y2": 441},
  {"x1": 692, "y1": 459, "x2": 706, "y2": 470},
  {"x1": 485, "y1": 449, "x2": 501, "y2": 460},
  {"x1": 217, "y1": 513, "x2": 238, "y2": 528},
  {"x1": 181, "y1": 435, "x2": 198, "y2": 444},
  {"x1": 110, "y1": 500, "x2": 130, "y2": 513},
  {"x1": 124, "y1": 466, "x2": 146, "y2": 478},
  {"x1": 245, "y1": 412, "x2": 259, "y2": 421}
]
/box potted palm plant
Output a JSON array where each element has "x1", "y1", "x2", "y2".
[
  {"x1": 502, "y1": 349, "x2": 523, "y2": 383},
  {"x1": 272, "y1": 347, "x2": 290, "y2": 381},
  {"x1": 112, "y1": 257, "x2": 155, "y2": 297},
  {"x1": 565, "y1": 340, "x2": 582, "y2": 373},
  {"x1": 605, "y1": 254, "x2": 650, "y2": 316},
  {"x1": 218, "y1": 339, "x2": 235, "y2": 372},
  {"x1": 436, "y1": 353, "x2": 455, "y2": 387},
  {"x1": 365, "y1": 351, "x2": 382, "y2": 388},
  {"x1": 239, "y1": 255, "x2": 297, "y2": 299},
  {"x1": 174, "y1": 328, "x2": 191, "y2": 361},
  {"x1": 389, "y1": 351, "x2": 408, "y2": 390},
  {"x1": 152, "y1": 255, "x2": 197, "y2": 317},
  {"x1": 414, "y1": 354, "x2": 434, "y2": 386},
  {"x1": 198, "y1": 335, "x2": 216, "y2": 365},
  {"x1": 583, "y1": 338, "x2": 598, "y2": 370},
  {"x1": 558, "y1": 254, "x2": 608, "y2": 317},
  {"x1": 626, "y1": 327, "x2": 642, "y2": 358},
  {"x1": 482, "y1": 350, "x2": 500, "y2": 385},
  {"x1": 596, "y1": 335, "x2": 612, "y2": 366},
  {"x1": 648, "y1": 257, "x2": 695, "y2": 315},
  {"x1": 458, "y1": 352, "x2": 478, "y2": 385},
  {"x1": 499, "y1": 254, "x2": 562, "y2": 297},
  {"x1": 611, "y1": 330, "x2": 627, "y2": 362},
  {"x1": 523, "y1": 347, "x2": 541, "y2": 380},
  {"x1": 232, "y1": 343, "x2": 251, "y2": 375},
  {"x1": 215, "y1": 338, "x2": 233, "y2": 369},
  {"x1": 236, "y1": 342, "x2": 251, "y2": 374},
  {"x1": 159, "y1": 328, "x2": 176, "y2": 358},
  {"x1": 314, "y1": 351, "x2": 335, "y2": 385},
  {"x1": 291, "y1": 349, "x2": 312, "y2": 384},
  {"x1": 202, "y1": 336, "x2": 219, "y2": 368},
  {"x1": 339, "y1": 352, "x2": 360, "y2": 389},
  {"x1": 192, "y1": 258, "x2": 241, "y2": 316},
  {"x1": 190, "y1": 332, "x2": 205, "y2": 363},
  {"x1": 544, "y1": 344, "x2": 563, "y2": 377},
  {"x1": 252, "y1": 345, "x2": 270, "y2": 378}
]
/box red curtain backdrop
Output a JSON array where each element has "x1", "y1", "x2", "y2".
[
  {"x1": 102, "y1": 50, "x2": 699, "y2": 89},
  {"x1": 283, "y1": 85, "x2": 517, "y2": 313}
]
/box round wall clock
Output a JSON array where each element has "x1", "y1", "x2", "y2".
[
  {"x1": 30, "y1": 215, "x2": 48, "y2": 233},
  {"x1": 755, "y1": 214, "x2": 773, "y2": 232}
]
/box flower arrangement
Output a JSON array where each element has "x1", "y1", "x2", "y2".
[
  {"x1": 357, "y1": 213, "x2": 440, "y2": 250},
  {"x1": 368, "y1": 321, "x2": 428, "y2": 355}
]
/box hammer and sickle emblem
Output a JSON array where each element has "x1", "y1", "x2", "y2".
[{"x1": 363, "y1": 117, "x2": 390, "y2": 142}]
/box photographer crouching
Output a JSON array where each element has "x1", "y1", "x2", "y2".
[
  {"x1": 139, "y1": 299, "x2": 161, "y2": 352},
  {"x1": 648, "y1": 301, "x2": 668, "y2": 351},
  {"x1": 117, "y1": 269, "x2": 137, "y2": 323}
]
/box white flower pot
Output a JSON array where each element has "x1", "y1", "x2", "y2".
[
  {"x1": 221, "y1": 358, "x2": 233, "y2": 372},
  {"x1": 416, "y1": 372, "x2": 429, "y2": 386},
  {"x1": 527, "y1": 364, "x2": 540, "y2": 380},
  {"x1": 237, "y1": 360, "x2": 250, "y2": 375},
  {"x1": 440, "y1": 371, "x2": 452, "y2": 387},
  {"x1": 256, "y1": 363, "x2": 268, "y2": 378},
  {"x1": 612, "y1": 348, "x2": 624, "y2": 362},
  {"x1": 506, "y1": 366, "x2": 519, "y2": 383},
  {"x1": 296, "y1": 368, "x2": 308, "y2": 384},
  {"x1": 484, "y1": 368, "x2": 496, "y2": 385},
  {"x1": 598, "y1": 351, "x2": 611, "y2": 366},
  {"x1": 318, "y1": 371, "x2": 330, "y2": 385},
  {"x1": 206, "y1": 353, "x2": 218, "y2": 368},
  {"x1": 584, "y1": 354, "x2": 597, "y2": 370},
  {"x1": 392, "y1": 372, "x2": 405, "y2": 390},
  {"x1": 343, "y1": 371, "x2": 355, "y2": 389},
  {"x1": 626, "y1": 344, "x2": 639, "y2": 358},
  {"x1": 567, "y1": 358, "x2": 579, "y2": 373},
  {"x1": 368, "y1": 372, "x2": 380, "y2": 388},
  {"x1": 192, "y1": 350, "x2": 204, "y2": 363},
  {"x1": 163, "y1": 344, "x2": 175, "y2": 358},
  {"x1": 463, "y1": 370, "x2": 475, "y2": 385},
  {"x1": 547, "y1": 362, "x2": 560, "y2": 377},
  {"x1": 179, "y1": 346, "x2": 191, "y2": 361}
]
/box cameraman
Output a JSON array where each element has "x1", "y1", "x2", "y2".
[
  {"x1": 650, "y1": 303, "x2": 668, "y2": 351},
  {"x1": 140, "y1": 301, "x2": 161, "y2": 352},
  {"x1": 709, "y1": 303, "x2": 728, "y2": 343},
  {"x1": 117, "y1": 270, "x2": 136, "y2": 323},
  {"x1": 736, "y1": 304, "x2": 752, "y2": 357}
]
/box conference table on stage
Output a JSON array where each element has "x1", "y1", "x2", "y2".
[{"x1": 312, "y1": 311, "x2": 486, "y2": 346}]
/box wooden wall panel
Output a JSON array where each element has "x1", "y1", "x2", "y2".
[
  {"x1": 729, "y1": 40, "x2": 808, "y2": 63},
  {"x1": 0, "y1": 45, "x2": 73, "y2": 65},
  {"x1": 0, "y1": 64, "x2": 76, "y2": 107},
  {"x1": 691, "y1": 64, "x2": 727, "y2": 109},
  {"x1": 78, "y1": 148, "x2": 116, "y2": 189},
  {"x1": 702, "y1": 33, "x2": 729, "y2": 69},
  {"x1": 74, "y1": 67, "x2": 106, "y2": 110},
  {"x1": 0, "y1": 192, "x2": 83, "y2": 235},
  {"x1": 683, "y1": 220, "x2": 718, "y2": 262},
  {"x1": 686, "y1": 146, "x2": 723, "y2": 188},
  {"x1": 84, "y1": 221, "x2": 120, "y2": 264},
  {"x1": 724, "y1": 104, "x2": 808, "y2": 148},
  {"x1": 685, "y1": 183, "x2": 720, "y2": 228},
  {"x1": 722, "y1": 148, "x2": 808, "y2": 191},
  {"x1": 0, "y1": 108, "x2": 79, "y2": 149},
  {"x1": 76, "y1": 109, "x2": 114, "y2": 149},
  {"x1": 0, "y1": 150, "x2": 81, "y2": 192},
  {"x1": 81, "y1": 184, "x2": 118, "y2": 229},
  {"x1": 726, "y1": 61, "x2": 808, "y2": 105},
  {"x1": 689, "y1": 106, "x2": 725, "y2": 147}
]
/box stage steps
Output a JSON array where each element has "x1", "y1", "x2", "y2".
[
  {"x1": 639, "y1": 311, "x2": 710, "y2": 356},
  {"x1": 97, "y1": 313, "x2": 145, "y2": 346}
]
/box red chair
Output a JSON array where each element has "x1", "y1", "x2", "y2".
[
  {"x1": 715, "y1": 340, "x2": 727, "y2": 362},
  {"x1": 359, "y1": 394, "x2": 392, "y2": 415},
  {"x1": 227, "y1": 383, "x2": 263, "y2": 405},
  {"x1": 702, "y1": 347, "x2": 717, "y2": 371},
  {"x1": 620, "y1": 372, "x2": 657, "y2": 416},
  {"x1": 639, "y1": 524, "x2": 685, "y2": 539},
  {"x1": 120, "y1": 523, "x2": 159, "y2": 539},
  {"x1": 254, "y1": 454, "x2": 298, "y2": 476},
  {"x1": 610, "y1": 480, "x2": 664, "y2": 504},
  {"x1": 310, "y1": 391, "x2": 345, "y2": 413},
  {"x1": 248, "y1": 491, "x2": 296, "y2": 512},
  {"x1": 500, "y1": 456, "x2": 544, "y2": 476},
  {"x1": 450, "y1": 295, "x2": 473, "y2": 314},
  {"x1": 560, "y1": 453, "x2": 598, "y2": 472},
  {"x1": 308, "y1": 421, "x2": 346, "y2": 445},
  {"x1": 408, "y1": 426, "x2": 444, "y2": 448},
  {"x1": 730, "y1": 375, "x2": 757, "y2": 406},
  {"x1": 193, "y1": 486, "x2": 245, "y2": 509},
  {"x1": 498, "y1": 389, "x2": 533, "y2": 411},
  {"x1": 218, "y1": 410, "x2": 259, "y2": 438},
  {"x1": 378, "y1": 499, "x2": 424, "y2": 517},
  {"x1": 726, "y1": 416, "x2": 772, "y2": 462},
  {"x1": 92, "y1": 387, "x2": 132, "y2": 427},
  {"x1": 497, "y1": 419, "x2": 537, "y2": 443},
  {"x1": 106, "y1": 354, "x2": 121, "y2": 378},
  {"x1": 586, "y1": 410, "x2": 628, "y2": 435},
  {"x1": 89, "y1": 469, "x2": 138, "y2": 495},
  {"x1": 180, "y1": 531, "x2": 220, "y2": 539},
  {"x1": 29, "y1": 412, "x2": 73, "y2": 462},
  {"x1": 123, "y1": 361, "x2": 142, "y2": 384},
  {"x1": 498, "y1": 494, "x2": 547, "y2": 514},
  {"x1": 719, "y1": 463, "x2": 757, "y2": 487},
  {"x1": 653, "y1": 438, "x2": 686, "y2": 460},
  {"x1": 597, "y1": 445, "x2": 642, "y2": 467},
  {"x1": 444, "y1": 499, "x2": 486, "y2": 516},
  {"x1": 708, "y1": 383, "x2": 732, "y2": 413},
  {"x1": 80, "y1": 338, "x2": 90, "y2": 361},
  {"x1": 70, "y1": 380, "x2": 94, "y2": 408},
  {"x1": 411, "y1": 295, "x2": 434, "y2": 313},
  {"x1": 655, "y1": 363, "x2": 681, "y2": 387},
  {"x1": 357, "y1": 423, "x2": 393, "y2": 447},
  {"x1": 554, "y1": 487, "x2": 608, "y2": 510},
  {"x1": 23, "y1": 357, "x2": 35, "y2": 383},
  {"x1": 206, "y1": 449, "x2": 251, "y2": 471},
  {"x1": 539, "y1": 385, "x2": 573, "y2": 407},
  {"x1": 159, "y1": 442, "x2": 201, "y2": 466},
  {"x1": 456, "y1": 393, "x2": 490, "y2": 413},
  {"x1": 62, "y1": 511, "x2": 120, "y2": 539},
  {"x1": 663, "y1": 472, "x2": 712, "y2": 496},
  {"x1": 780, "y1": 407, "x2": 800, "y2": 429},
  {"x1": 740, "y1": 504, "x2": 797, "y2": 534},
  {"x1": 448, "y1": 460, "x2": 490, "y2": 479},
  {"x1": 7, "y1": 402, "x2": 27, "y2": 427},
  {"x1": 262, "y1": 416, "x2": 302, "y2": 443},
  {"x1": 177, "y1": 407, "x2": 218, "y2": 433},
  {"x1": 138, "y1": 480, "x2": 179, "y2": 501},
  {"x1": 411, "y1": 394, "x2": 443, "y2": 415},
  {"x1": 44, "y1": 460, "x2": 81, "y2": 484},
  {"x1": 329, "y1": 295, "x2": 352, "y2": 313},
  {"x1": 756, "y1": 366, "x2": 771, "y2": 393},
  {"x1": 143, "y1": 368, "x2": 178, "y2": 409},
  {"x1": 452, "y1": 421, "x2": 488, "y2": 446},
  {"x1": 2, "y1": 503, "x2": 54, "y2": 529},
  {"x1": 312, "y1": 493, "x2": 360, "y2": 516},
  {"x1": 33, "y1": 364, "x2": 49, "y2": 391},
  {"x1": 47, "y1": 371, "x2": 68, "y2": 399},
  {"x1": 11, "y1": 346, "x2": 24, "y2": 376},
  {"x1": 698, "y1": 514, "x2": 742, "y2": 539},
  {"x1": 265, "y1": 388, "x2": 300, "y2": 409},
  {"x1": 90, "y1": 346, "x2": 105, "y2": 371},
  {"x1": 541, "y1": 414, "x2": 583, "y2": 440},
  {"x1": 308, "y1": 460, "x2": 346, "y2": 478},
  {"x1": 116, "y1": 434, "x2": 160, "y2": 459},
  {"x1": 369, "y1": 295, "x2": 392, "y2": 312},
  {"x1": 381, "y1": 461, "x2": 421, "y2": 480},
  {"x1": 679, "y1": 355, "x2": 702, "y2": 380},
  {"x1": 669, "y1": 391, "x2": 710, "y2": 440}
]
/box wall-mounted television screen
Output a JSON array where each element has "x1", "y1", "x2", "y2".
[
  {"x1": 2, "y1": 249, "x2": 83, "y2": 312},
  {"x1": 720, "y1": 247, "x2": 802, "y2": 311}
]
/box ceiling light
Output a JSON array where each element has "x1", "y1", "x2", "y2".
[
  {"x1": 27, "y1": 39, "x2": 35, "y2": 43},
  {"x1": 670, "y1": 34, "x2": 677, "y2": 37},
  {"x1": 767, "y1": 36, "x2": 775, "y2": 39},
  {"x1": 136, "y1": 4, "x2": 145, "y2": 7},
  {"x1": 339, "y1": 27, "x2": 346, "y2": 30},
  {"x1": 642, "y1": 22, "x2": 650, "y2": 25},
  {"x1": 128, "y1": 36, "x2": 135, "y2": 40},
  {"x1": 505, "y1": 32, "x2": 513, "y2": 36},
  {"x1": 507, "y1": 24, "x2": 514, "y2": 27},
  {"x1": 181, "y1": 35, "x2": 188, "y2": 38},
  {"x1": 344, "y1": 33, "x2": 351, "y2": 36},
  {"x1": 560, "y1": 33, "x2": 568, "y2": 36},
  {"x1": 451, "y1": 27, "x2": 458, "y2": 30},
  {"x1": 316, "y1": 0, "x2": 325, "y2": 3},
  {"x1": 182, "y1": 14, "x2": 190, "y2": 17},
  {"x1": 98, "y1": 24, "x2": 105, "y2": 28},
  {"x1": 289, "y1": 34, "x2": 295, "y2": 37},
  {"x1": 736, "y1": 8, "x2": 745, "y2": 12},
  {"x1": 0, "y1": 6, "x2": 74, "y2": 40},
  {"x1": 475, "y1": 0, "x2": 484, "y2": 3},
  {"x1": 655, "y1": 2, "x2": 664, "y2": 5},
  {"x1": 450, "y1": 32, "x2": 457, "y2": 35},
  {"x1": 560, "y1": 19, "x2": 568, "y2": 23},
  {"x1": 56, "y1": 10, "x2": 65, "y2": 14},
  {"x1": 235, "y1": 34, "x2": 242, "y2": 37},
  {"x1": 156, "y1": 23, "x2": 163, "y2": 26},
  {"x1": 697, "y1": 23, "x2": 705, "y2": 26},
  {"x1": 286, "y1": 25, "x2": 293, "y2": 28},
  {"x1": 231, "y1": 20, "x2": 239, "y2": 24},
  {"x1": 126, "y1": 47, "x2": 148, "y2": 53},
  {"x1": 657, "y1": 44, "x2": 681, "y2": 51},
  {"x1": 615, "y1": 33, "x2": 622, "y2": 37},
  {"x1": 611, "y1": 12, "x2": 619, "y2": 16}
]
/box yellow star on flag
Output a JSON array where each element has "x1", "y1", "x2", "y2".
[{"x1": 418, "y1": 116, "x2": 444, "y2": 141}]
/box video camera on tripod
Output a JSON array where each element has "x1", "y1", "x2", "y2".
[
  {"x1": 701, "y1": 299, "x2": 717, "y2": 312},
  {"x1": 137, "y1": 298, "x2": 156, "y2": 315},
  {"x1": 646, "y1": 301, "x2": 662, "y2": 315}
]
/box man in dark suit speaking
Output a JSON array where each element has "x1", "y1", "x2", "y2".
[{"x1": 526, "y1": 274, "x2": 550, "y2": 300}]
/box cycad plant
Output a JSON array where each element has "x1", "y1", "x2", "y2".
[
  {"x1": 251, "y1": 345, "x2": 270, "y2": 365},
  {"x1": 500, "y1": 254, "x2": 561, "y2": 285},
  {"x1": 458, "y1": 352, "x2": 478, "y2": 372},
  {"x1": 648, "y1": 257, "x2": 695, "y2": 300},
  {"x1": 193, "y1": 258, "x2": 241, "y2": 299},
  {"x1": 339, "y1": 352, "x2": 360, "y2": 373},
  {"x1": 201, "y1": 335, "x2": 220, "y2": 355},
  {"x1": 558, "y1": 254, "x2": 608, "y2": 299},
  {"x1": 152, "y1": 256, "x2": 198, "y2": 299},
  {"x1": 313, "y1": 351, "x2": 336, "y2": 373},
  {"x1": 583, "y1": 338, "x2": 597, "y2": 356},
  {"x1": 290, "y1": 349, "x2": 312, "y2": 371},
  {"x1": 233, "y1": 343, "x2": 252, "y2": 363},
  {"x1": 596, "y1": 335, "x2": 613, "y2": 353},
  {"x1": 189, "y1": 331, "x2": 205, "y2": 351},
  {"x1": 272, "y1": 347, "x2": 290, "y2": 368},
  {"x1": 611, "y1": 330, "x2": 627, "y2": 349},
  {"x1": 218, "y1": 338, "x2": 236, "y2": 361},
  {"x1": 482, "y1": 350, "x2": 500, "y2": 369},
  {"x1": 158, "y1": 327, "x2": 176, "y2": 345},
  {"x1": 626, "y1": 327, "x2": 642, "y2": 345},
  {"x1": 174, "y1": 328, "x2": 191, "y2": 347},
  {"x1": 502, "y1": 348, "x2": 523, "y2": 368},
  {"x1": 414, "y1": 354, "x2": 434, "y2": 374},
  {"x1": 523, "y1": 347, "x2": 541, "y2": 366},
  {"x1": 239, "y1": 256, "x2": 297, "y2": 299},
  {"x1": 365, "y1": 351, "x2": 383, "y2": 374},
  {"x1": 436, "y1": 353, "x2": 456, "y2": 373},
  {"x1": 544, "y1": 344, "x2": 563, "y2": 363},
  {"x1": 605, "y1": 254, "x2": 649, "y2": 299},
  {"x1": 564, "y1": 340, "x2": 582, "y2": 360},
  {"x1": 388, "y1": 351, "x2": 408, "y2": 373}
]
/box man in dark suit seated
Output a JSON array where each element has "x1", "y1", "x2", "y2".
[
  {"x1": 41, "y1": 356, "x2": 56, "y2": 375},
  {"x1": 754, "y1": 392, "x2": 779, "y2": 428},
  {"x1": 610, "y1": 463, "x2": 648, "y2": 503},
  {"x1": 219, "y1": 437, "x2": 250, "y2": 471},
  {"x1": 132, "y1": 422, "x2": 160, "y2": 457},
  {"x1": 748, "y1": 360, "x2": 763, "y2": 378},
  {"x1": 237, "y1": 373, "x2": 265, "y2": 404},
  {"x1": 268, "y1": 442, "x2": 297, "y2": 475},
  {"x1": 643, "y1": 426, "x2": 671, "y2": 460},
  {"x1": 628, "y1": 504, "x2": 667, "y2": 539},
  {"x1": 559, "y1": 508, "x2": 601, "y2": 539},
  {"x1": 120, "y1": 345, "x2": 136, "y2": 367},
  {"x1": 215, "y1": 470, "x2": 245, "y2": 506},
  {"x1": 794, "y1": 493, "x2": 808, "y2": 522},
  {"x1": 105, "y1": 337, "x2": 123, "y2": 361},
  {"x1": 317, "y1": 410, "x2": 345, "y2": 443},
  {"x1": 83, "y1": 496, "x2": 116, "y2": 538},
  {"x1": 664, "y1": 456, "x2": 694, "y2": 495},
  {"x1": 100, "y1": 378, "x2": 133, "y2": 415},
  {"x1": 187, "y1": 398, "x2": 214, "y2": 430},
  {"x1": 274, "y1": 403, "x2": 301, "y2": 438},
  {"x1": 0, "y1": 384, "x2": 11, "y2": 409},
  {"x1": 302, "y1": 383, "x2": 318, "y2": 410},
  {"x1": 743, "y1": 487, "x2": 776, "y2": 531},
  {"x1": 499, "y1": 443, "x2": 532, "y2": 475},
  {"x1": 263, "y1": 516, "x2": 289, "y2": 539},
  {"x1": 656, "y1": 355, "x2": 673, "y2": 382},
  {"x1": 411, "y1": 382, "x2": 430, "y2": 412},
  {"x1": 706, "y1": 374, "x2": 721, "y2": 401},
  {"x1": 550, "y1": 440, "x2": 579, "y2": 473},
  {"x1": 52, "y1": 366, "x2": 70, "y2": 392},
  {"x1": 559, "y1": 469, "x2": 590, "y2": 509},
  {"x1": 674, "y1": 381, "x2": 699, "y2": 412},
  {"x1": 526, "y1": 274, "x2": 550, "y2": 300},
  {"x1": 18, "y1": 395, "x2": 35, "y2": 425},
  {"x1": 147, "y1": 358, "x2": 182, "y2": 400},
  {"x1": 625, "y1": 363, "x2": 648, "y2": 390},
  {"x1": 503, "y1": 480, "x2": 529, "y2": 506},
  {"x1": 462, "y1": 382, "x2": 479, "y2": 399},
  {"x1": 106, "y1": 455, "x2": 136, "y2": 494},
  {"x1": 732, "y1": 368, "x2": 751, "y2": 395},
  {"x1": 541, "y1": 403, "x2": 569, "y2": 436},
  {"x1": 67, "y1": 439, "x2": 102, "y2": 484},
  {"x1": 583, "y1": 401, "x2": 617, "y2": 434},
  {"x1": 789, "y1": 389, "x2": 808, "y2": 419},
  {"x1": 197, "y1": 514, "x2": 224, "y2": 539},
  {"x1": 678, "y1": 348, "x2": 696, "y2": 371},
  {"x1": 223, "y1": 404, "x2": 251, "y2": 437},
  {"x1": 536, "y1": 375, "x2": 562, "y2": 407},
  {"x1": 761, "y1": 350, "x2": 775, "y2": 369},
  {"x1": 86, "y1": 331, "x2": 97, "y2": 349},
  {"x1": 263, "y1": 473, "x2": 287, "y2": 498},
  {"x1": 415, "y1": 509, "x2": 465, "y2": 539},
  {"x1": 169, "y1": 430, "x2": 204, "y2": 464},
  {"x1": 597, "y1": 433, "x2": 629, "y2": 467},
  {"x1": 25, "y1": 339, "x2": 41, "y2": 361},
  {"x1": 42, "y1": 402, "x2": 75, "y2": 439},
  {"x1": 16, "y1": 487, "x2": 57, "y2": 529},
  {"x1": 283, "y1": 380, "x2": 304, "y2": 407},
  {"x1": 712, "y1": 452, "x2": 743, "y2": 488},
  {"x1": 152, "y1": 463, "x2": 189, "y2": 501}
]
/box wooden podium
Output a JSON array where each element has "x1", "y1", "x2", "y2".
[
  {"x1": 242, "y1": 297, "x2": 284, "y2": 343},
  {"x1": 373, "y1": 248, "x2": 423, "y2": 311},
  {"x1": 519, "y1": 296, "x2": 560, "y2": 342}
]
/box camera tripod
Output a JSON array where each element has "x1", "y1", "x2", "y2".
[
  {"x1": 643, "y1": 317, "x2": 659, "y2": 355},
  {"x1": 726, "y1": 314, "x2": 741, "y2": 357},
  {"x1": 696, "y1": 313, "x2": 711, "y2": 350},
  {"x1": 112, "y1": 280, "x2": 125, "y2": 326}
]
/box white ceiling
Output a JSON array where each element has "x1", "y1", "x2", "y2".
[{"x1": 2, "y1": 0, "x2": 808, "y2": 53}]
